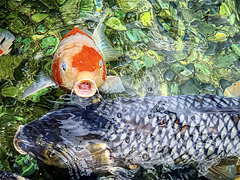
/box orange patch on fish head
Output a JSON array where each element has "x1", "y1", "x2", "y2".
[
  {"x1": 71, "y1": 45, "x2": 107, "y2": 97},
  {"x1": 0, "y1": 48, "x2": 3, "y2": 55}
]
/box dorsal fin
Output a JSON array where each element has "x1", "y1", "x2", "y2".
[
  {"x1": 61, "y1": 27, "x2": 94, "y2": 41},
  {"x1": 92, "y1": 12, "x2": 123, "y2": 61}
]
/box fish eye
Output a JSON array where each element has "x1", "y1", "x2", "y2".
[
  {"x1": 62, "y1": 62, "x2": 67, "y2": 71},
  {"x1": 58, "y1": 53, "x2": 61, "y2": 56},
  {"x1": 99, "y1": 60, "x2": 102, "y2": 68},
  {"x1": 47, "y1": 150, "x2": 56, "y2": 159}
]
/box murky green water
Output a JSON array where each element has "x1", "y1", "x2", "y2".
[{"x1": 0, "y1": 0, "x2": 240, "y2": 179}]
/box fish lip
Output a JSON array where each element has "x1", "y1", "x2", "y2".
[
  {"x1": 74, "y1": 79, "x2": 97, "y2": 97},
  {"x1": 13, "y1": 125, "x2": 28, "y2": 155}
]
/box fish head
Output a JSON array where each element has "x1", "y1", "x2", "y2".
[
  {"x1": 13, "y1": 118, "x2": 67, "y2": 168},
  {"x1": 52, "y1": 27, "x2": 107, "y2": 97},
  {"x1": 14, "y1": 107, "x2": 115, "y2": 173}
]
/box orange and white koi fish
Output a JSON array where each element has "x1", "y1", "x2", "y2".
[
  {"x1": 0, "y1": 30, "x2": 15, "y2": 56},
  {"x1": 52, "y1": 27, "x2": 108, "y2": 97},
  {"x1": 22, "y1": 21, "x2": 124, "y2": 99},
  {"x1": 224, "y1": 80, "x2": 240, "y2": 97}
]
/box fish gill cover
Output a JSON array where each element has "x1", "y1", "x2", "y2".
[{"x1": 0, "y1": 0, "x2": 240, "y2": 179}]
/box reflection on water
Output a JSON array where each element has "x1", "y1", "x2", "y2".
[{"x1": 0, "y1": 0, "x2": 240, "y2": 179}]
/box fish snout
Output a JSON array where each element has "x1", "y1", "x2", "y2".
[{"x1": 14, "y1": 125, "x2": 28, "y2": 155}]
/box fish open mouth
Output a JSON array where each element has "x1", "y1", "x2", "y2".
[
  {"x1": 74, "y1": 79, "x2": 97, "y2": 97},
  {"x1": 79, "y1": 82, "x2": 92, "y2": 94}
]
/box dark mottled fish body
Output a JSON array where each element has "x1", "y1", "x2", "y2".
[
  {"x1": 0, "y1": 171, "x2": 29, "y2": 180},
  {"x1": 14, "y1": 94, "x2": 240, "y2": 179}
]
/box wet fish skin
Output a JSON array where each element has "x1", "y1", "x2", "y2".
[
  {"x1": 0, "y1": 171, "x2": 29, "y2": 180},
  {"x1": 14, "y1": 94, "x2": 240, "y2": 178}
]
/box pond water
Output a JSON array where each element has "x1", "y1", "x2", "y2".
[{"x1": 0, "y1": 0, "x2": 240, "y2": 179}]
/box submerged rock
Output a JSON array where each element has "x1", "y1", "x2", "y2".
[
  {"x1": 164, "y1": 69, "x2": 176, "y2": 81},
  {"x1": 126, "y1": 29, "x2": 148, "y2": 43},
  {"x1": 117, "y1": 0, "x2": 142, "y2": 12},
  {"x1": 180, "y1": 78, "x2": 201, "y2": 95},
  {"x1": 1, "y1": 86, "x2": 19, "y2": 97},
  {"x1": 105, "y1": 17, "x2": 127, "y2": 31},
  {"x1": 31, "y1": 13, "x2": 48, "y2": 23},
  {"x1": 40, "y1": 36, "x2": 59, "y2": 56},
  {"x1": 220, "y1": 79, "x2": 232, "y2": 90}
]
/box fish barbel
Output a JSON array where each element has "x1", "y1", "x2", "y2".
[{"x1": 14, "y1": 94, "x2": 240, "y2": 179}]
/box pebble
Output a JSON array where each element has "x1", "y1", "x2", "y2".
[
  {"x1": 220, "y1": 79, "x2": 232, "y2": 90},
  {"x1": 186, "y1": 63, "x2": 195, "y2": 73},
  {"x1": 31, "y1": 13, "x2": 48, "y2": 23},
  {"x1": 164, "y1": 69, "x2": 176, "y2": 81},
  {"x1": 180, "y1": 78, "x2": 201, "y2": 95},
  {"x1": 234, "y1": 60, "x2": 240, "y2": 69},
  {"x1": 202, "y1": 83, "x2": 215, "y2": 92},
  {"x1": 105, "y1": 17, "x2": 127, "y2": 31}
]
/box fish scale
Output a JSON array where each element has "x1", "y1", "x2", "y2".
[
  {"x1": 95, "y1": 95, "x2": 240, "y2": 164},
  {"x1": 15, "y1": 94, "x2": 240, "y2": 179}
]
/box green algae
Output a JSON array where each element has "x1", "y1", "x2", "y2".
[
  {"x1": 1, "y1": 86, "x2": 19, "y2": 97},
  {"x1": 57, "y1": 0, "x2": 66, "y2": 5},
  {"x1": 31, "y1": 13, "x2": 48, "y2": 23},
  {"x1": 40, "y1": 0, "x2": 59, "y2": 9},
  {"x1": 215, "y1": 53, "x2": 239, "y2": 67},
  {"x1": 0, "y1": 56, "x2": 23, "y2": 80},
  {"x1": 140, "y1": 11, "x2": 153, "y2": 26},
  {"x1": 141, "y1": 54, "x2": 157, "y2": 68},
  {"x1": 105, "y1": 17, "x2": 127, "y2": 31},
  {"x1": 114, "y1": 9, "x2": 125, "y2": 20},
  {"x1": 9, "y1": 18, "x2": 25, "y2": 33},
  {"x1": 17, "y1": 37, "x2": 32, "y2": 52},
  {"x1": 41, "y1": 36, "x2": 60, "y2": 56},
  {"x1": 28, "y1": 87, "x2": 52, "y2": 102},
  {"x1": 180, "y1": 78, "x2": 201, "y2": 95},
  {"x1": 126, "y1": 29, "x2": 148, "y2": 43},
  {"x1": 117, "y1": 0, "x2": 142, "y2": 12},
  {"x1": 170, "y1": 81, "x2": 179, "y2": 95},
  {"x1": 172, "y1": 63, "x2": 192, "y2": 80},
  {"x1": 79, "y1": 0, "x2": 95, "y2": 18},
  {"x1": 133, "y1": 60, "x2": 144, "y2": 71},
  {"x1": 198, "y1": 23, "x2": 216, "y2": 36},
  {"x1": 7, "y1": 0, "x2": 22, "y2": 10},
  {"x1": 231, "y1": 44, "x2": 240, "y2": 56},
  {"x1": 14, "y1": 155, "x2": 38, "y2": 176}
]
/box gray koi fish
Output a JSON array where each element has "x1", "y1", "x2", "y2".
[{"x1": 14, "y1": 94, "x2": 240, "y2": 179}]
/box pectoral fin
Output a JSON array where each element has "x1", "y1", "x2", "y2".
[
  {"x1": 204, "y1": 158, "x2": 238, "y2": 180},
  {"x1": 22, "y1": 75, "x2": 57, "y2": 99},
  {"x1": 99, "y1": 76, "x2": 125, "y2": 93}
]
